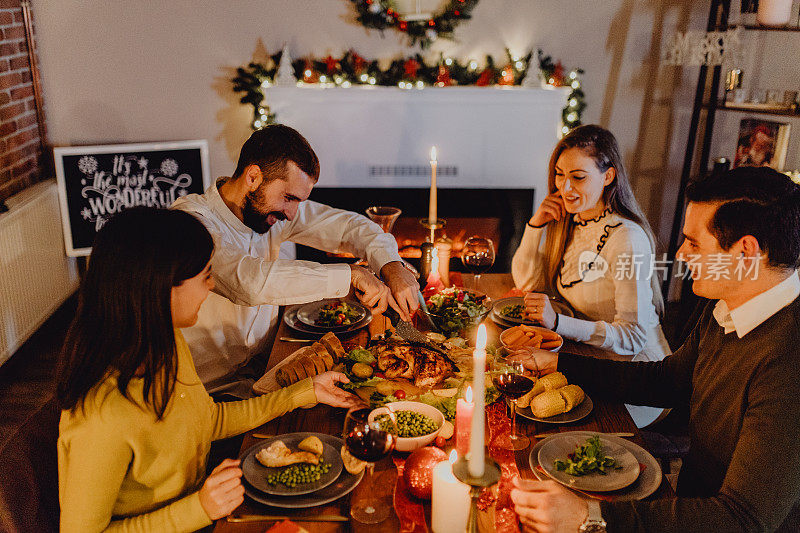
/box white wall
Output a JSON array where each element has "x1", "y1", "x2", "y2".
[{"x1": 33, "y1": 0, "x2": 708, "y2": 248}]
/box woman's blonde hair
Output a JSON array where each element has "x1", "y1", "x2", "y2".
[{"x1": 542, "y1": 125, "x2": 664, "y2": 314}]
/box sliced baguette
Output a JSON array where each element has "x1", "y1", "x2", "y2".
[{"x1": 320, "y1": 332, "x2": 346, "y2": 362}]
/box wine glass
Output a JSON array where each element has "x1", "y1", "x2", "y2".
[
  {"x1": 365, "y1": 206, "x2": 402, "y2": 234},
  {"x1": 461, "y1": 236, "x2": 495, "y2": 290},
  {"x1": 343, "y1": 407, "x2": 398, "y2": 524},
  {"x1": 492, "y1": 358, "x2": 536, "y2": 450}
]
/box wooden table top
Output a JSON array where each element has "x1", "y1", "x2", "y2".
[{"x1": 214, "y1": 273, "x2": 672, "y2": 532}]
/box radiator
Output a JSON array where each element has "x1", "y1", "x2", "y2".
[{"x1": 0, "y1": 179, "x2": 79, "y2": 366}]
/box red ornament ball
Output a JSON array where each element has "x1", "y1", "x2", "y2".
[{"x1": 403, "y1": 446, "x2": 447, "y2": 500}]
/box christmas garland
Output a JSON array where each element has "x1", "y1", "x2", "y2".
[
  {"x1": 349, "y1": 0, "x2": 480, "y2": 48},
  {"x1": 232, "y1": 48, "x2": 585, "y2": 132}
]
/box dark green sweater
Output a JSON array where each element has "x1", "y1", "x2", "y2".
[{"x1": 559, "y1": 296, "x2": 800, "y2": 532}]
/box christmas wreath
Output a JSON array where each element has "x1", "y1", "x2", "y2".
[
  {"x1": 232, "y1": 48, "x2": 585, "y2": 131},
  {"x1": 350, "y1": 0, "x2": 480, "y2": 47}
]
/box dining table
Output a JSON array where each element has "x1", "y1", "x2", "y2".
[{"x1": 213, "y1": 273, "x2": 674, "y2": 533}]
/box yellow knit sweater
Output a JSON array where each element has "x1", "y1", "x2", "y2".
[{"x1": 58, "y1": 330, "x2": 317, "y2": 532}]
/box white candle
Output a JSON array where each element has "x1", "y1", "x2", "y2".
[
  {"x1": 469, "y1": 324, "x2": 487, "y2": 477},
  {"x1": 432, "y1": 450, "x2": 470, "y2": 533},
  {"x1": 428, "y1": 146, "x2": 438, "y2": 225}
]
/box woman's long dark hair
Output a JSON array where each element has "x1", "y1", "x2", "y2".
[
  {"x1": 542, "y1": 125, "x2": 664, "y2": 313},
  {"x1": 57, "y1": 207, "x2": 214, "y2": 419}
]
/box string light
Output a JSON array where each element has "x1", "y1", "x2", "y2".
[
  {"x1": 569, "y1": 71, "x2": 578, "y2": 79},
  {"x1": 444, "y1": 57, "x2": 453, "y2": 65},
  {"x1": 368, "y1": 77, "x2": 376, "y2": 85},
  {"x1": 304, "y1": 69, "x2": 312, "y2": 77},
  {"x1": 416, "y1": 80, "x2": 424, "y2": 89},
  {"x1": 571, "y1": 80, "x2": 580, "y2": 89},
  {"x1": 562, "y1": 125, "x2": 570, "y2": 134},
  {"x1": 469, "y1": 60, "x2": 478, "y2": 70},
  {"x1": 567, "y1": 112, "x2": 578, "y2": 122},
  {"x1": 515, "y1": 61, "x2": 524, "y2": 70},
  {"x1": 569, "y1": 98, "x2": 578, "y2": 107},
  {"x1": 360, "y1": 73, "x2": 369, "y2": 82},
  {"x1": 319, "y1": 75, "x2": 328, "y2": 83},
  {"x1": 342, "y1": 80, "x2": 351, "y2": 88}
]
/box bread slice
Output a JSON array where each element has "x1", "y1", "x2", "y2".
[
  {"x1": 320, "y1": 332, "x2": 345, "y2": 362},
  {"x1": 531, "y1": 372, "x2": 568, "y2": 396},
  {"x1": 275, "y1": 367, "x2": 292, "y2": 387},
  {"x1": 558, "y1": 384, "x2": 584, "y2": 411},
  {"x1": 311, "y1": 342, "x2": 334, "y2": 371}
]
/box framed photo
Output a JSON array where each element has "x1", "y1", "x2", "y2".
[
  {"x1": 54, "y1": 140, "x2": 210, "y2": 256},
  {"x1": 733, "y1": 118, "x2": 790, "y2": 170}
]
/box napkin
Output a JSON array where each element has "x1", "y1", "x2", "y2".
[{"x1": 265, "y1": 520, "x2": 309, "y2": 533}]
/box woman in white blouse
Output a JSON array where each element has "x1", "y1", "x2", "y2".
[{"x1": 511, "y1": 125, "x2": 670, "y2": 427}]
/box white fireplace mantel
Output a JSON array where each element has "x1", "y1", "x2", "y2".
[{"x1": 264, "y1": 85, "x2": 568, "y2": 192}]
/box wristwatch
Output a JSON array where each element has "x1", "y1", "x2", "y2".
[{"x1": 579, "y1": 500, "x2": 607, "y2": 532}]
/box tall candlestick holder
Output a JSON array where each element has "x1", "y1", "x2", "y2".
[
  {"x1": 419, "y1": 218, "x2": 446, "y2": 243},
  {"x1": 452, "y1": 456, "x2": 502, "y2": 533}
]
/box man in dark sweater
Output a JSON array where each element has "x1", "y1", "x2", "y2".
[{"x1": 510, "y1": 167, "x2": 800, "y2": 533}]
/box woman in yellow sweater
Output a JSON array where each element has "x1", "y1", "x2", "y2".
[{"x1": 56, "y1": 207, "x2": 361, "y2": 532}]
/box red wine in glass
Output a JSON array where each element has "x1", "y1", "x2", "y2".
[
  {"x1": 343, "y1": 408, "x2": 398, "y2": 524},
  {"x1": 493, "y1": 373, "x2": 534, "y2": 399},
  {"x1": 345, "y1": 428, "x2": 396, "y2": 462},
  {"x1": 493, "y1": 362, "x2": 532, "y2": 450},
  {"x1": 461, "y1": 236, "x2": 495, "y2": 290}
]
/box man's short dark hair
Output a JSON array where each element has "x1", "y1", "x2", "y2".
[
  {"x1": 686, "y1": 166, "x2": 800, "y2": 269},
  {"x1": 232, "y1": 124, "x2": 320, "y2": 182}
]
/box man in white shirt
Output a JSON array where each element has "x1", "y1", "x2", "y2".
[{"x1": 173, "y1": 125, "x2": 419, "y2": 396}]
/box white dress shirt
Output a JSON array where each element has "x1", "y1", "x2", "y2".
[
  {"x1": 172, "y1": 179, "x2": 402, "y2": 389},
  {"x1": 713, "y1": 270, "x2": 800, "y2": 337}
]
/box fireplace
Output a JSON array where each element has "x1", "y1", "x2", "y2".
[{"x1": 300, "y1": 187, "x2": 535, "y2": 272}]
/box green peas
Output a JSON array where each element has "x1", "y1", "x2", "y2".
[
  {"x1": 376, "y1": 410, "x2": 439, "y2": 438},
  {"x1": 266, "y1": 458, "x2": 331, "y2": 487}
]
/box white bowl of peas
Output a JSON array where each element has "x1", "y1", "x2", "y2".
[{"x1": 369, "y1": 401, "x2": 445, "y2": 452}]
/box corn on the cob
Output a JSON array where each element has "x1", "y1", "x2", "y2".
[
  {"x1": 531, "y1": 371, "x2": 568, "y2": 396},
  {"x1": 530, "y1": 390, "x2": 567, "y2": 418},
  {"x1": 558, "y1": 384, "x2": 585, "y2": 410}
]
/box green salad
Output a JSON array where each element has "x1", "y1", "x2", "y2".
[
  {"x1": 554, "y1": 436, "x2": 620, "y2": 476},
  {"x1": 316, "y1": 301, "x2": 362, "y2": 327},
  {"x1": 426, "y1": 287, "x2": 489, "y2": 335}
]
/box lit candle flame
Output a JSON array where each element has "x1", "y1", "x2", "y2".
[
  {"x1": 430, "y1": 146, "x2": 438, "y2": 162},
  {"x1": 449, "y1": 449, "x2": 458, "y2": 464},
  {"x1": 475, "y1": 324, "x2": 487, "y2": 351},
  {"x1": 465, "y1": 385, "x2": 473, "y2": 403}
]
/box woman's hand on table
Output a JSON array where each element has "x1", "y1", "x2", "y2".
[
  {"x1": 199, "y1": 458, "x2": 244, "y2": 520},
  {"x1": 506, "y1": 347, "x2": 558, "y2": 375},
  {"x1": 529, "y1": 191, "x2": 566, "y2": 227},
  {"x1": 524, "y1": 292, "x2": 557, "y2": 330},
  {"x1": 312, "y1": 371, "x2": 366, "y2": 409},
  {"x1": 511, "y1": 476, "x2": 587, "y2": 533}
]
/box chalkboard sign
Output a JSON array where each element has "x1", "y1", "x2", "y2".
[{"x1": 54, "y1": 140, "x2": 210, "y2": 256}]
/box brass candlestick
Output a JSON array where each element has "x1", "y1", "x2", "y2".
[{"x1": 452, "y1": 457, "x2": 502, "y2": 533}]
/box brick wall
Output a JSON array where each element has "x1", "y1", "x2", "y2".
[{"x1": 0, "y1": 0, "x2": 44, "y2": 203}]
